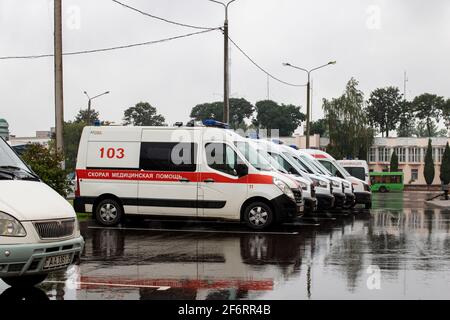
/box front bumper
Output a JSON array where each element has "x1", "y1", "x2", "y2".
[
  {"x1": 355, "y1": 191, "x2": 372, "y2": 205},
  {"x1": 271, "y1": 194, "x2": 304, "y2": 222},
  {"x1": 332, "y1": 192, "x2": 346, "y2": 208},
  {"x1": 344, "y1": 193, "x2": 356, "y2": 207},
  {"x1": 316, "y1": 194, "x2": 335, "y2": 210},
  {"x1": 304, "y1": 197, "x2": 318, "y2": 213},
  {"x1": 0, "y1": 236, "x2": 84, "y2": 278}
]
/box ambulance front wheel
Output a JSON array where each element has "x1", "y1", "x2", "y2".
[
  {"x1": 95, "y1": 198, "x2": 123, "y2": 226},
  {"x1": 243, "y1": 202, "x2": 274, "y2": 230}
]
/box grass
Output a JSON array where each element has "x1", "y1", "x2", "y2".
[{"x1": 67, "y1": 199, "x2": 91, "y2": 221}]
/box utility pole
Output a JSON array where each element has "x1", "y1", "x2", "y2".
[
  {"x1": 54, "y1": 0, "x2": 64, "y2": 159},
  {"x1": 267, "y1": 74, "x2": 270, "y2": 100},
  {"x1": 224, "y1": 15, "x2": 229, "y2": 124},
  {"x1": 283, "y1": 61, "x2": 336, "y2": 149},
  {"x1": 208, "y1": 0, "x2": 237, "y2": 124},
  {"x1": 83, "y1": 91, "x2": 110, "y2": 125}
]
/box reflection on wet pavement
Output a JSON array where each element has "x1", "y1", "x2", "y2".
[{"x1": 1, "y1": 192, "x2": 450, "y2": 300}]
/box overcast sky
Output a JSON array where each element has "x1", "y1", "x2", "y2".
[{"x1": 1, "y1": 0, "x2": 449, "y2": 136}]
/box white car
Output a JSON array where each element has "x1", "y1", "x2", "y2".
[
  {"x1": 303, "y1": 149, "x2": 372, "y2": 209},
  {"x1": 251, "y1": 139, "x2": 334, "y2": 211},
  {"x1": 74, "y1": 122, "x2": 304, "y2": 230},
  {"x1": 0, "y1": 137, "x2": 84, "y2": 287}
]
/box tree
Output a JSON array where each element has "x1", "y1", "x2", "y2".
[
  {"x1": 397, "y1": 101, "x2": 416, "y2": 137},
  {"x1": 254, "y1": 100, "x2": 305, "y2": 136},
  {"x1": 309, "y1": 119, "x2": 328, "y2": 136},
  {"x1": 366, "y1": 87, "x2": 403, "y2": 137},
  {"x1": 424, "y1": 139, "x2": 435, "y2": 185},
  {"x1": 390, "y1": 150, "x2": 399, "y2": 172},
  {"x1": 21, "y1": 143, "x2": 70, "y2": 197},
  {"x1": 63, "y1": 121, "x2": 85, "y2": 172},
  {"x1": 323, "y1": 78, "x2": 374, "y2": 160},
  {"x1": 123, "y1": 102, "x2": 166, "y2": 126},
  {"x1": 412, "y1": 93, "x2": 445, "y2": 137},
  {"x1": 441, "y1": 142, "x2": 450, "y2": 199},
  {"x1": 413, "y1": 120, "x2": 440, "y2": 137},
  {"x1": 74, "y1": 108, "x2": 99, "y2": 124},
  {"x1": 190, "y1": 98, "x2": 254, "y2": 129}
]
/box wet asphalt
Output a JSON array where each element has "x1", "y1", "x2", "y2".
[{"x1": 1, "y1": 192, "x2": 450, "y2": 300}]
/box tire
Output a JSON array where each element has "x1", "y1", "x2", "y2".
[
  {"x1": 379, "y1": 186, "x2": 388, "y2": 193},
  {"x1": 2, "y1": 274, "x2": 47, "y2": 288},
  {"x1": 365, "y1": 203, "x2": 372, "y2": 209},
  {"x1": 0, "y1": 286, "x2": 49, "y2": 301},
  {"x1": 95, "y1": 198, "x2": 123, "y2": 226},
  {"x1": 243, "y1": 202, "x2": 274, "y2": 230}
]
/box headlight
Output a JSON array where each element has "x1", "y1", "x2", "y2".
[
  {"x1": 331, "y1": 180, "x2": 340, "y2": 188},
  {"x1": 299, "y1": 181, "x2": 308, "y2": 190},
  {"x1": 273, "y1": 178, "x2": 295, "y2": 200},
  {"x1": 312, "y1": 178, "x2": 327, "y2": 188},
  {"x1": 0, "y1": 211, "x2": 26, "y2": 237}
]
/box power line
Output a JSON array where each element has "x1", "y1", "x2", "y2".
[
  {"x1": 111, "y1": 0, "x2": 218, "y2": 30},
  {"x1": 0, "y1": 29, "x2": 218, "y2": 60},
  {"x1": 227, "y1": 36, "x2": 306, "y2": 88}
]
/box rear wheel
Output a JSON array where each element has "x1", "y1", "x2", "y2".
[
  {"x1": 379, "y1": 186, "x2": 388, "y2": 193},
  {"x1": 243, "y1": 202, "x2": 274, "y2": 230},
  {"x1": 95, "y1": 199, "x2": 123, "y2": 226},
  {"x1": 2, "y1": 274, "x2": 48, "y2": 288}
]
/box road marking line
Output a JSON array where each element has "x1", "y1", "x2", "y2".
[
  {"x1": 43, "y1": 280, "x2": 170, "y2": 290},
  {"x1": 88, "y1": 226, "x2": 298, "y2": 235}
]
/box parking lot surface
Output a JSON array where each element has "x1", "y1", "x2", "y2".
[{"x1": 1, "y1": 192, "x2": 450, "y2": 300}]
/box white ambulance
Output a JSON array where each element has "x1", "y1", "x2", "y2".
[
  {"x1": 74, "y1": 125, "x2": 304, "y2": 230},
  {"x1": 303, "y1": 149, "x2": 372, "y2": 209}
]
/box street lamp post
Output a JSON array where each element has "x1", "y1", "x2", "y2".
[
  {"x1": 207, "y1": 0, "x2": 237, "y2": 124},
  {"x1": 83, "y1": 91, "x2": 110, "y2": 125},
  {"x1": 283, "y1": 61, "x2": 336, "y2": 149}
]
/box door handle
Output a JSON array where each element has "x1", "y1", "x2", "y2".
[
  {"x1": 203, "y1": 178, "x2": 215, "y2": 183},
  {"x1": 179, "y1": 178, "x2": 190, "y2": 183}
]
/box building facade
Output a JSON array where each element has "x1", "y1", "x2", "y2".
[
  {"x1": 0, "y1": 118, "x2": 9, "y2": 141},
  {"x1": 368, "y1": 137, "x2": 449, "y2": 185}
]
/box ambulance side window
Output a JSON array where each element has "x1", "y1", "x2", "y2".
[
  {"x1": 205, "y1": 143, "x2": 239, "y2": 176},
  {"x1": 140, "y1": 142, "x2": 197, "y2": 172}
]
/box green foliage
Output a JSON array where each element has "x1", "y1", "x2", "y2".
[
  {"x1": 397, "y1": 101, "x2": 416, "y2": 137},
  {"x1": 424, "y1": 139, "x2": 435, "y2": 185},
  {"x1": 390, "y1": 150, "x2": 399, "y2": 172},
  {"x1": 254, "y1": 100, "x2": 305, "y2": 136},
  {"x1": 440, "y1": 142, "x2": 450, "y2": 185},
  {"x1": 322, "y1": 78, "x2": 374, "y2": 160},
  {"x1": 74, "y1": 109, "x2": 99, "y2": 124},
  {"x1": 123, "y1": 102, "x2": 166, "y2": 126},
  {"x1": 190, "y1": 98, "x2": 254, "y2": 130},
  {"x1": 21, "y1": 143, "x2": 70, "y2": 197},
  {"x1": 63, "y1": 121, "x2": 85, "y2": 172},
  {"x1": 413, "y1": 120, "x2": 441, "y2": 138},
  {"x1": 309, "y1": 119, "x2": 328, "y2": 136},
  {"x1": 366, "y1": 87, "x2": 403, "y2": 137},
  {"x1": 412, "y1": 94, "x2": 445, "y2": 137}
]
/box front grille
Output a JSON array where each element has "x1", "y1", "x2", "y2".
[
  {"x1": 34, "y1": 219, "x2": 75, "y2": 239},
  {"x1": 292, "y1": 189, "x2": 302, "y2": 203},
  {"x1": 310, "y1": 185, "x2": 316, "y2": 197}
]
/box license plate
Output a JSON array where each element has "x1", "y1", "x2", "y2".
[{"x1": 43, "y1": 254, "x2": 72, "y2": 270}]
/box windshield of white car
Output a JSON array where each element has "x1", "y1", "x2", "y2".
[
  {"x1": 300, "y1": 155, "x2": 331, "y2": 176},
  {"x1": 257, "y1": 149, "x2": 287, "y2": 173},
  {"x1": 0, "y1": 138, "x2": 39, "y2": 181},
  {"x1": 235, "y1": 142, "x2": 273, "y2": 171},
  {"x1": 332, "y1": 159, "x2": 352, "y2": 177},
  {"x1": 283, "y1": 152, "x2": 315, "y2": 174}
]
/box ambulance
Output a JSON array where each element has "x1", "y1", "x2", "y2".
[
  {"x1": 74, "y1": 123, "x2": 304, "y2": 230},
  {"x1": 303, "y1": 149, "x2": 372, "y2": 209}
]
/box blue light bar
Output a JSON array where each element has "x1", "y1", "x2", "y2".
[{"x1": 203, "y1": 119, "x2": 230, "y2": 129}]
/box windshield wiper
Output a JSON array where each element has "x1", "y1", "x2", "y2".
[
  {"x1": 0, "y1": 166, "x2": 40, "y2": 181},
  {"x1": 0, "y1": 170, "x2": 15, "y2": 180}
]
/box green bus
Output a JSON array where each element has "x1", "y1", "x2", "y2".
[{"x1": 369, "y1": 172, "x2": 404, "y2": 193}]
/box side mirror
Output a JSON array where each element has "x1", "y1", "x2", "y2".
[{"x1": 235, "y1": 163, "x2": 249, "y2": 177}]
